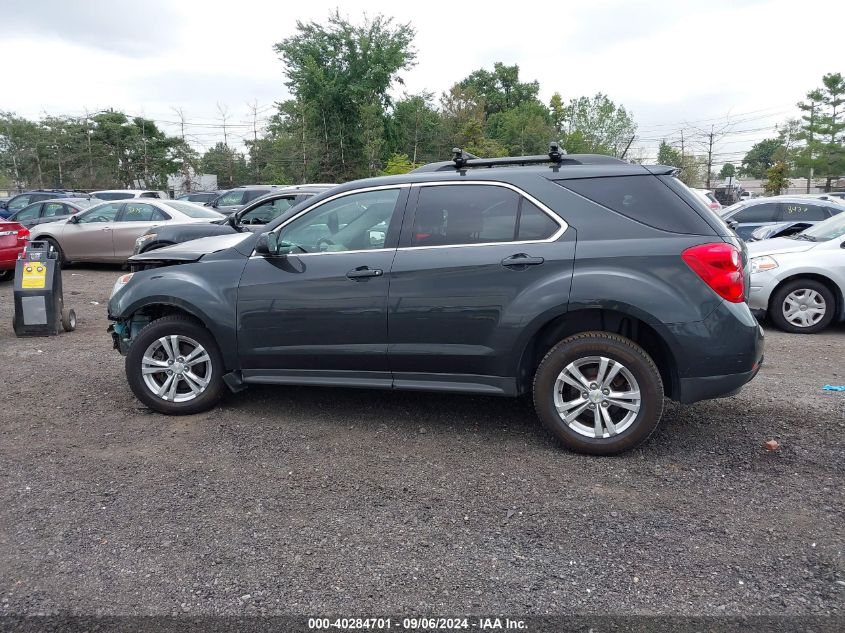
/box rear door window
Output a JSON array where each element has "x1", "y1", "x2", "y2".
[
  {"x1": 217, "y1": 190, "x2": 245, "y2": 206},
  {"x1": 120, "y1": 202, "x2": 169, "y2": 222},
  {"x1": 779, "y1": 202, "x2": 828, "y2": 221},
  {"x1": 518, "y1": 200, "x2": 559, "y2": 240},
  {"x1": 411, "y1": 184, "x2": 557, "y2": 247},
  {"x1": 732, "y1": 203, "x2": 779, "y2": 223},
  {"x1": 42, "y1": 202, "x2": 68, "y2": 218}
]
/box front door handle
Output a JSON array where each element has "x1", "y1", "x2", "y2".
[
  {"x1": 346, "y1": 266, "x2": 383, "y2": 280},
  {"x1": 501, "y1": 253, "x2": 544, "y2": 268}
]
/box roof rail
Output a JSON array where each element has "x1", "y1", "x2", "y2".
[{"x1": 413, "y1": 142, "x2": 628, "y2": 173}]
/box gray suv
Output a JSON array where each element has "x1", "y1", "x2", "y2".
[{"x1": 108, "y1": 147, "x2": 764, "y2": 455}]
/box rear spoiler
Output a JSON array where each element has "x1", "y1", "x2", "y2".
[{"x1": 643, "y1": 164, "x2": 681, "y2": 177}]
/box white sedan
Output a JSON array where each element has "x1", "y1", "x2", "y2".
[
  {"x1": 29, "y1": 199, "x2": 224, "y2": 264},
  {"x1": 747, "y1": 213, "x2": 845, "y2": 333}
]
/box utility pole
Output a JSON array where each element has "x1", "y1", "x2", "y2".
[
  {"x1": 84, "y1": 109, "x2": 95, "y2": 188},
  {"x1": 172, "y1": 107, "x2": 193, "y2": 193},
  {"x1": 692, "y1": 120, "x2": 733, "y2": 190},
  {"x1": 216, "y1": 102, "x2": 233, "y2": 187},
  {"x1": 807, "y1": 101, "x2": 816, "y2": 193},
  {"x1": 247, "y1": 100, "x2": 260, "y2": 182}
]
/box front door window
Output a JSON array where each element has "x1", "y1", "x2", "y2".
[{"x1": 279, "y1": 189, "x2": 401, "y2": 253}]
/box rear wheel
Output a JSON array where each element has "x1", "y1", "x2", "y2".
[
  {"x1": 0, "y1": 269, "x2": 12, "y2": 282},
  {"x1": 769, "y1": 279, "x2": 834, "y2": 334},
  {"x1": 533, "y1": 332, "x2": 664, "y2": 455},
  {"x1": 125, "y1": 315, "x2": 224, "y2": 414}
]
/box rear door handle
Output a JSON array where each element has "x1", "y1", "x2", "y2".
[
  {"x1": 346, "y1": 266, "x2": 383, "y2": 280},
  {"x1": 501, "y1": 253, "x2": 544, "y2": 267}
]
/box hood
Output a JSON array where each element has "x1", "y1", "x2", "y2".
[
  {"x1": 128, "y1": 232, "x2": 253, "y2": 263},
  {"x1": 746, "y1": 236, "x2": 817, "y2": 257}
]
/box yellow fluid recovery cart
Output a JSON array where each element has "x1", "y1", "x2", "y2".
[{"x1": 13, "y1": 240, "x2": 76, "y2": 336}]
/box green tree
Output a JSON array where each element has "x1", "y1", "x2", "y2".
[
  {"x1": 562, "y1": 93, "x2": 636, "y2": 156},
  {"x1": 487, "y1": 101, "x2": 554, "y2": 156},
  {"x1": 811, "y1": 72, "x2": 845, "y2": 191},
  {"x1": 387, "y1": 92, "x2": 440, "y2": 164},
  {"x1": 740, "y1": 138, "x2": 784, "y2": 178},
  {"x1": 379, "y1": 153, "x2": 416, "y2": 175},
  {"x1": 718, "y1": 163, "x2": 736, "y2": 178},
  {"x1": 201, "y1": 143, "x2": 250, "y2": 188},
  {"x1": 657, "y1": 140, "x2": 682, "y2": 167},
  {"x1": 762, "y1": 161, "x2": 790, "y2": 195},
  {"x1": 457, "y1": 62, "x2": 540, "y2": 117},
  {"x1": 549, "y1": 93, "x2": 565, "y2": 136},
  {"x1": 274, "y1": 11, "x2": 416, "y2": 182}
]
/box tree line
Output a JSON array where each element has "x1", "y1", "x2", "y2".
[
  {"x1": 1, "y1": 11, "x2": 840, "y2": 195},
  {"x1": 658, "y1": 72, "x2": 844, "y2": 194},
  {"x1": 0, "y1": 12, "x2": 636, "y2": 193}
]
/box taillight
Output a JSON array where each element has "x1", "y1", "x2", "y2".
[
  {"x1": 682, "y1": 243, "x2": 745, "y2": 303},
  {"x1": 16, "y1": 226, "x2": 29, "y2": 241}
]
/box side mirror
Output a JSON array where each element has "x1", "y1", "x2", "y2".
[
  {"x1": 255, "y1": 231, "x2": 277, "y2": 256},
  {"x1": 727, "y1": 220, "x2": 739, "y2": 230},
  {"x1": 68, "y1": 214, "x2": 79, "y2": 224}
]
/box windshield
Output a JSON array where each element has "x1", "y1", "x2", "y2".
[
  {"x1": 799, "y1": 212, "x2": 845, "y2": 241},
  {"x1": 94, "y1": 192, "x2": 135, "y2": 201},
  {"x1": 720, "y1": 201, "x2": 745, "y2": 216},
  {"x1": 161, "y1": 200, "x2": 223, "y2": 218}
]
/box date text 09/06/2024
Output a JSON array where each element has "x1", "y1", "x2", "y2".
[{"x1": 307, "y1": 617, "x2": 527, "y2": 630}]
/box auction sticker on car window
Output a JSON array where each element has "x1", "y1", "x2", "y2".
[{"x1": 21, "y1": 261, "x2": 48, "y2": 289}]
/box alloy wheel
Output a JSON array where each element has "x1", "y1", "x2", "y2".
[
  {"x1": 141, "y1": 335, "x2": 212, "y2": 402},
  {"x1": 553, "y1": 356, "x2": 641, "y2": 439}
]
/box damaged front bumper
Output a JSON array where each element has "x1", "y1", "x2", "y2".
[{"x1": 107, "y1": 314, "x2": 153, "y2": 355}]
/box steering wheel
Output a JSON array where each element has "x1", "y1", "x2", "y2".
[{"x1": 316, "y1": 237, "x2": 335, "y2": 251}]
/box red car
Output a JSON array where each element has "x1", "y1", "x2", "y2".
[{"x1": 0, "y1": 220, "x2": 30, "y2": 281}]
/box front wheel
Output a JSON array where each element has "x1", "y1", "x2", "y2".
[
  {"x1": 125, "y1": 314, "x2": 224, "y2": 414},
  {"x1": 769, "y1": 279, "x2": 835, "y2": 334},
  {"x1": 42, "y1": 237, "x2": 67, "y2": 267},
  {"x1": 533, "y1": 332, "x2": 664, "y2": 455}
]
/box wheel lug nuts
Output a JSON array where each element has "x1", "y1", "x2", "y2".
[
  {"x1": 603, "y1": 389, "x2": 609, "y2": 395},
  {"x1": 589, "y1": 404, "x2": 596, "y2": 409},
  {"x1": 167, "y1": 360, "x2": 173, "y2": 365},
  {"x1": 582, "y1": 392, "x2": 588, "y2": 398},
  {"x1": 602, "y1": 401, "x2": 609, "y2": 407},
  {"x1": 590, "y1": 383, "x2": 597, "y2": 389}
]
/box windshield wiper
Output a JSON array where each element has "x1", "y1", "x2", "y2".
[{"x1": 793, "y1": 233, "x2": 817, "y2": 241}]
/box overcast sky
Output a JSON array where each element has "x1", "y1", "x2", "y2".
[{"x1": 1, "y1": 0, "x2": 840, "y2": 166}]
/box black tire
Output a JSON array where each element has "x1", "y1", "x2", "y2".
[
  {"x1": 0, "y1": 269, "x2": 12, "y2": 282},
  {"x1": 41, "y1": 237, "x2": 67, "y2": 267},
  {"x1": 61, "y1": 308, "x2": 77, "y2": 332},
  {"x1": 533, "y1": 332, "x2": 664, "y2": 456},
  {"x1": 769, "y1": 278, "x2": 835, "y2": 334},
  {"x1": 125, "y1": 314, "x2": 225, "y2": 415}
]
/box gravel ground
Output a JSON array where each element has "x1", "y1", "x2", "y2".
[{"x1": 0, "y1": 266, "x2": 843, "y2": 617}]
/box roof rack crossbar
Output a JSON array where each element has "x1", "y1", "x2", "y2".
[{"x1": 451, "y1": 141, "x2": 568, "y2": 170}]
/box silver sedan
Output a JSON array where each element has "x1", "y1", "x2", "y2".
[
  {"x1": 29, "y1": 199, "x2": 224, "y2": 264},
  {"x1": 747, "y1": 213, "x2": 845, "y2": 333}
]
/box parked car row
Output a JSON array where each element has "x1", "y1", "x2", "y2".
[
  {"x1": 28, "y1": 199, "x2": 224, "y2": 264},
  {"x1": 719, "y1": 195, "x2": 844, "y2": 241}
]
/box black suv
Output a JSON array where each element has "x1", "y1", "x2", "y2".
[
  {"x1": 108, "y1": 148, "x2": 764, "y2": 455},
  {"x1": 132, "y1": 185, "x2": 335, "y2": 255}
]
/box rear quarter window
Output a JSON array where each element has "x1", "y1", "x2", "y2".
[{"x1": 558, "y1": 175, "x2": 714, "y2": 234}]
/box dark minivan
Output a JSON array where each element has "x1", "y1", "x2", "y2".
[{"x1": 108, "y1": 148, "x2": 763, "y2": 455}]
